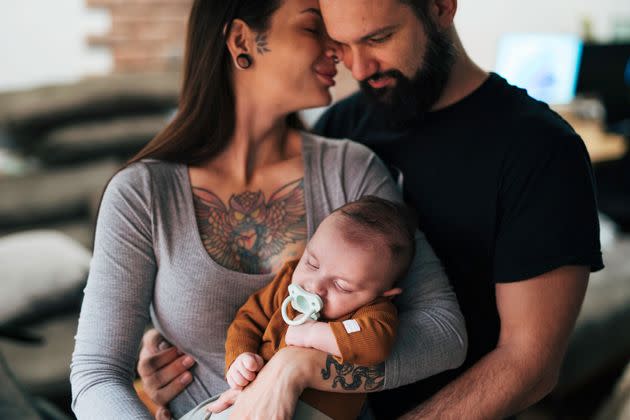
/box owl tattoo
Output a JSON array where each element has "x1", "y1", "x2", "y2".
[{"x1": 193, "y1": 178, "x2": 306, "y2": 274}]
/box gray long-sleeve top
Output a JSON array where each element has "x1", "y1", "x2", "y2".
[{"x1": 71, "y1": 133, "x2": 467, "y2": 419}]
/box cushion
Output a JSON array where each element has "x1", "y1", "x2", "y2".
[
  {"x1": 31, "y1": 114, "x2": 169, "y2": 165},
  {"x1": 0, "y1": 230, "x2": 91, "y2": 326},
  {"x1": 0, "y1": 72, "x2": 179, "y2": 148},
  {"x1": 0, "y1": 160, "x2": 120, "y2": 229}
]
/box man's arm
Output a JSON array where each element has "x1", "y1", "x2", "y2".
[
  {"x1": 206, "y1": 346, "x2": 385, "y2": 418},
  {"x1": 400, "y1": 265, "x2": 589, "y2": 419}
]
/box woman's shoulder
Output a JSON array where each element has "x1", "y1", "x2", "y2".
[
  {"x1": 107, "y1": 159, "x2": 183, "y2": 198},
  {"x1": 113, "y1": 159, "x2": 180, "y2": 182}
]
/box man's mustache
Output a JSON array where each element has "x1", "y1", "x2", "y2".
[{"x1": 361, "y1": 69, "x2": 405, "y2": 85}]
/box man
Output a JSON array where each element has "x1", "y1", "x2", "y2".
[{"x1": 139, "y1": 0, "x2": 602, "y2": 418}]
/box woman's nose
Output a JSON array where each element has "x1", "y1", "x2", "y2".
[{"x1": 324, "y1": 37, "x2": 342, "y2": 65}]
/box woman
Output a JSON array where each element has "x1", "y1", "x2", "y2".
[{"x1": 70, "y1": 0, "x2": 467, "y2": 418}]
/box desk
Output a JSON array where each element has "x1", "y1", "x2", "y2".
[{"x1": 559, "y1": 113, "x2": 627, "y2": 163}]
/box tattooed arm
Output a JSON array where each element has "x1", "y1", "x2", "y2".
[{"x1": 206, "y1": 347, "x2": 382, "y2": 418}]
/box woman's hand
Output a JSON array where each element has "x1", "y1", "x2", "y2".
[
  {"x1": 137, "y1": 329, "x2": 196, "y2": 419},
  {"x1": 207, "y1": 347, "x2": 317, "y2": 419}
]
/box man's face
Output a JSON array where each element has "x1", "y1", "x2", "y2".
[{"x1": 320, "y1": 0, "x2": 455, "y2": 117}]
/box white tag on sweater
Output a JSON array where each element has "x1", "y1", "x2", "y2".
[{"x1": 343, "y1": 319, "x2": 361, "y2": 334}]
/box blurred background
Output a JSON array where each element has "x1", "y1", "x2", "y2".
[{"x1": 1, "y1": 0, "x2": 629, "y2": 419}]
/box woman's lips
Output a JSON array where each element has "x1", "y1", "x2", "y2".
[{"x1": 315, "y1": 70, "x2": 337, "y2": 87}]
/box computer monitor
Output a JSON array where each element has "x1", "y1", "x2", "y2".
[
  {"x1": 576, "y1": 42, "x2": 630, "y2": 126},
  {"x1": 495, "y1": 33, "x2": 583, "y2": 105}
]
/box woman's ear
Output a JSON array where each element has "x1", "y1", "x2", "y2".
[{"x1": 225, "y1": 19, "x2": 254, "y2": 65}]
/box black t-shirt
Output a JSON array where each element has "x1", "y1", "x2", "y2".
[{"x1": 313, "y1": 73, "x2": 603, "y2": 418}]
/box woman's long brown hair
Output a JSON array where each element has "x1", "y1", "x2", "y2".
[{"x1": 128, "y1": 0, "x2": 302, "y2": 167}]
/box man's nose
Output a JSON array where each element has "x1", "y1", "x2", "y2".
[{"x1": 344, "y1": 46, "x2": 377, "y2": 82}]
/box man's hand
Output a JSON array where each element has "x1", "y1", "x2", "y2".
[
  {"x1": 205, "y1": 388, "x2": 241, "y2": 414},
  {"x1": 137, "y1": 329, "x2": 196, "y2": 419},
  {"x1": 208, "y1": 347, "x2": 314, "y2": 419},
  {"x1": 226, "y1": 352, "x2": 265, "y2": 390}
]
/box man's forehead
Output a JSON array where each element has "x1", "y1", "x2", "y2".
[{"x1": 320, "y1": 0, "x2": 405, "y2": 41}]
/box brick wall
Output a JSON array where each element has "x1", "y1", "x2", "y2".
[
  {"x1": 87, "y1": 0, "x2": 193, "y2": 73},
  {"x1": 85, "y1": 0, "x2": 358, "y2": 98}
]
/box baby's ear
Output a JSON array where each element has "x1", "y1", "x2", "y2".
[{"x1": 382, "y1": 287, "x2": 402, "y2": 298}]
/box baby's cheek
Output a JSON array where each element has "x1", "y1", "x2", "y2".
[
  {"x1": 322, "y1": 294, "x2": 341, "y2": 318},
  {"x1": 290, "y1": 269, "x2": 305, "y2": 287}
]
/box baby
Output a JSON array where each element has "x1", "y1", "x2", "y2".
[{"x1": 218, "y1": 195, "x2": 416, "y2": 420}]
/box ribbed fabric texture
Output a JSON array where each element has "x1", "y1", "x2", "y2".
[
  {"x1": 70, "y1": 132, "x2": 467, "y2": 419},
  {"x1": 328, "y1": 299, "x2": 397, "y2": 366}
]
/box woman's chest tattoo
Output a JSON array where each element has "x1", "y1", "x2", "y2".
[{"x1": 192, "y1": 178, "x2": 307, "y2": 274}]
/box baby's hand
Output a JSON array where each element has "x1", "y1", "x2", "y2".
[
  {"x1": 285, "y1": 321, "x2": 317, "y2": 348},
  {"x1": 226, "y1": 352, "x2": 264, "y2": 390}
]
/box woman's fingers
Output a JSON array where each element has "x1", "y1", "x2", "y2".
[{"x1": 206, "y1": 389, "x2": 240, "y2": 413}]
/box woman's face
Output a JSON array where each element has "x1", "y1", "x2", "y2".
[{"x1": 245, "y1": 0, "x2": 338, "y2": 113}]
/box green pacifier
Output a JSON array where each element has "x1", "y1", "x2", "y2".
[{"x1": 281, "y1": 284, "x2": 324, "y2": 326}]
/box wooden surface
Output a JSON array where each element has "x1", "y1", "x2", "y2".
[{"x1": 561, "y1": 113, "x2": 628, "y2": 163}]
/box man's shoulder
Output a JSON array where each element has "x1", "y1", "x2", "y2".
[
  {"x1": 507, "y1": 103, "x2": 584, "y2": 156},
  {"x1": 483, "y1": 74, "x2": 584, "y2": 152},
  {"x1": 489, "y1": 74, "x2": 574, "y2": 131}
]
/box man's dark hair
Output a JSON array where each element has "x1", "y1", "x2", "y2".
[
  {"x1": 399, "y1": 0, "x2": 431, "y2": 24},
  {"x1": 332, "y1": 196, "x2": 417, "y2": 282}
]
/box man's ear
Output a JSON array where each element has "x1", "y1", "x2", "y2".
[
  {"x1": 429, "y1": 0, "x2": 457, "y2": 30},
  {"x1": 382, "y1": 287, "x2": 403, "y2": 298},
  {"x1": 225, "y1": 19, "x2": 254, "y2": 61}
]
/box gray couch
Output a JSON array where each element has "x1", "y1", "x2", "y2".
[{"x1": 0, "y1": 73, "x2": 178, "y2": 417}]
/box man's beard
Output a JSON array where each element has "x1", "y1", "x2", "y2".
[{"x1": 359, "y1": 21, "x2": 456, "y2": 124}]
